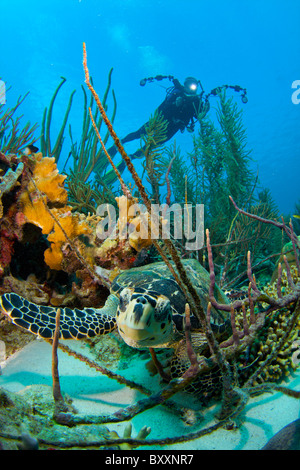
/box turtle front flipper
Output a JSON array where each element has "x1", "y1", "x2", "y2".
[{"x1": 0, "y1": 292, "x2": 119, "y2": 340}]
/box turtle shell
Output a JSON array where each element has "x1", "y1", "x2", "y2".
[{"x1": 111, "y1": 259, "x2": 230, "y2": 337}]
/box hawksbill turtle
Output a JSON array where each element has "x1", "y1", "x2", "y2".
[{"x1": 0, "y1": 259, "x2": 232, "y2": 398}]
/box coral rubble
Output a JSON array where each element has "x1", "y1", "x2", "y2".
[{"x1": 0, "y1": 384, "x2": 114, "y2": 450}]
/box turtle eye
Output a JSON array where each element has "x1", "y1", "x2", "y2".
[
  {"x1": 118, "y1": 288, "x2": 133, "y2": 312},
  {"x1": 118, "y1": 296, "x2": 124, "y2": 311},
  {"x1": 119, "y1": 295, "x2": 129, "y2": 312}
]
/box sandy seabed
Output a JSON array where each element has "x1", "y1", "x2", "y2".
[{"x1": 0, "y1": 337, "x2": 299, "y2": 450}]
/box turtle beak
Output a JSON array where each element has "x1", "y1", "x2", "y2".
[
  {"x1": 121, "y1": 297, "x2": 154, "y2": 331},
  {"x1": 117, "y1": 298, "x2": 157, "y2": 345},
  {"x1": 117, "y1": 294, "x2": 174, "y2": 348},
  {"x1": 119, "y1": 325, "x2": 152, "y2": 342}
]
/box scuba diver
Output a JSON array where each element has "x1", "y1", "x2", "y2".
[{"x1": 107, "y1": 75, "x2": 248, "y2": 173}]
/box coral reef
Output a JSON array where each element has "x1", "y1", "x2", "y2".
[
  {"x1": 0, "y1": 145, "x2": 155, "y2": 310},
  {"x1": 17, "y1": 153, "x2": 93, "y2": 271},
  {"x1": 162, "y1": 93, "x2": 281, "y2": 286},
  {"x1": 271, "y1": 235, "x2": 300, "y2": 283},
  {"x1": 0, "y1": 150, "x2": 95, "y2": 308},
  {"x1": 79, "y1": 43, "x2": 300, "y2": 428},
  {"x1": 40, "y1": 73, "x2": 119, "y2": 214},
  {"x1": 0, "y1": 384, "x2": 151, "y2": 450},
  {"x1": 40, "y1": 77, "x2": 75, "y2": 164},
  {"x1": 140, "y1": 110, "x2": 168, "y2": 204},
  {"x1": 0, "y1": 44, "x2": 300, "y2": 450},
  {"x1": 1, "y1": 274, "x2": 50, "y2": 304},
  {"x1": 0, "y1": 153, "x2": 27, "y2": 276},
  {"x1": 0, "y1": 92, "x2": 38, "y2": 155},
  {"x1": 0, "y1": 314, "x2": 34, "y2": 358},
  {"x1": 0, "y1": 311, "x2": 151, "y2": 450},
  {"x1": 237, "y1": 265, "x2": 300, "y2": 385},
  {"x1": 95, "y1": 193, "x2": 154, "y2": 275},
  {"x1": 25, "y1": 153, "x2": 68, "y2": 204}
]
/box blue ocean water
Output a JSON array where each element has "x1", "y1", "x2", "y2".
[{"x1": 1, "y1": 0, "x2": 300, "y2": 214}]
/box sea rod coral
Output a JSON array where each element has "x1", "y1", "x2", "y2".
[
  {"x1": 0, "y1": 44, "x2": 300, "y2": 449},
  {"x1": 82, "y1": 42, "x2": 300, "y2": 416}
]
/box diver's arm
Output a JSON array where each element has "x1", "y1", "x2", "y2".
[{"x1": 172, "y1": 78, "x2": 184, "y2": 91}]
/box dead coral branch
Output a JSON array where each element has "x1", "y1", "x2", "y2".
[
  {"x1": 82, "y1": 43, "x2": 300, "y2": 425},
  {"x1": 229, "y1": 195, "x2": 300, "y2": 254},
  {"x1": 83, "y1": 43, "x2": 208, "y2": 325},
  {"x1": 83, "y1": 43, "x2": 222, "y2": 351},
  {"x1": 83, "y1": 42, "x2": 246, "y2": 418},
  {"x1": 51, "y1": 308, "x2": 70, "y2": 413}
]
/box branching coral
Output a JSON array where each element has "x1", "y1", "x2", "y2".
[
  {"x1": 271, "y1": 235, "x2": 300, "y2": 283},
  {"x1": 80, "y1": 42, "x2": 300, "y2": 427},
  {"x1": 236, "y1": 265, "x2": 300, "y2": 385},
  {"x1": 203, "y1": 200, "x2": 300, "y2": 396},
  {"x1": 162, "y1": 91, "x2": 281, "y2": 286},
  {"x1": 141, "y1": 110, "x2": 168, "y2": 204},
  {"x1": 40, "y1": 73, "x2": 119, "y2": 214},
  {"x1": 1, "y1": 45, "x2": 300, "y2": 450},
  {"x1": 67, "y1": 178, "x2": 116, "y2": 215},
  {"x1": 0, "y1": 146, "x2": 153, "y2": 293},
  {"x1": 40, "y1": 77, "x2": 75, "y2": 164},
  {"x1": 82, "y1": 42, "x2": 247, "y2": 415},
  {"x1": 0, "y1": 92, "x2": 38, "y2": 155},
  {"x1": 67, "y1": 71, "x2": 117, "y2": 185}
]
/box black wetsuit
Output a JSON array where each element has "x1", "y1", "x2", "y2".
[{"x1": 108, "y1": 78, "x2": 209, "y2": 159}]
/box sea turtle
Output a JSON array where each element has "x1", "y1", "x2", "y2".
[{"x1": 0, "y1": 259, "x2": 231, "y2": 398}]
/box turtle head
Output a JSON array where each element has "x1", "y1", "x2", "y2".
[{"x1": 116, "y1": 287, "x2": 174, "y2": 348}]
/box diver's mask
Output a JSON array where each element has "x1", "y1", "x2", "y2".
[{"x1": 183, "y1": 77, "x2": 199, "y2": 96}]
